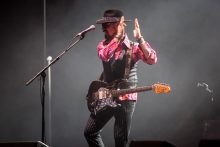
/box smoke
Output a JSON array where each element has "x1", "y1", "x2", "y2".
[{"x1": 1, "y1": 0, "x2": 220, "y2": 147}]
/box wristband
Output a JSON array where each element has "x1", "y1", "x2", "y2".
[{"x1": 137, "y1": 36, "x2": 145, "y2": 44}]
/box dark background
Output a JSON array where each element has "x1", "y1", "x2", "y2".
[{"x1": 1, "y1": 0, "x2": 220, "y2": 147}]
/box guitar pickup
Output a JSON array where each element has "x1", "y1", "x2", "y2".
[{"x1": 98, "y1": 88, "x2": 111, "y2": 99}]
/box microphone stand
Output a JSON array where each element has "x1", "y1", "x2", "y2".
[{"x1": 26, "y1": 33, "x2": 86, "y2": 143}]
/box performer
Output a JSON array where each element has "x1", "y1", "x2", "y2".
[{"x1": 84, "y1": 9, "x2": 157, "y2": 147}]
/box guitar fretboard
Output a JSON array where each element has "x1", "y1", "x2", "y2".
[{"x1": 111, "y1": 86, "x2": 153, "y2": 96}]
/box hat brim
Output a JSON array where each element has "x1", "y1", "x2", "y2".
[{"x1": 96, "y1": 17, "x2": 132, "y2": 24}]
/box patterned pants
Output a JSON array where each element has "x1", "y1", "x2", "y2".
[{"x1": 84, "y1": 100, "x2": 136, "y2": 147}]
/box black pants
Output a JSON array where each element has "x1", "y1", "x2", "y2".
[{"x1": 84, "y1": 100, "x2": 136, "y2": 147}]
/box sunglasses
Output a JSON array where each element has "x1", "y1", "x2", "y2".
[{"x1": 102, "y1": 22, "x2": 116, "y2": 29}]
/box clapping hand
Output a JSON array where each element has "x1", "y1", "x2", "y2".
[
  {"x1": 133, "y1": 18, "x2": 142, "y2": 40},
  {"x1": 116, "y1": 16, "x2": 125, "y2": 37}
]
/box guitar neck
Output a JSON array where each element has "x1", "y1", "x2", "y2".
[{"x1": 111, "y1": 86, "x2": 153, "y2": 96}]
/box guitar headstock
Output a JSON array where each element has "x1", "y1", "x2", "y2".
[{"x1": 152, "y1": 83, "x2": 171, "y2": 94}]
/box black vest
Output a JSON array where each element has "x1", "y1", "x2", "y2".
[{"x1": 102, "y1": 43, "x2": 138, "y2": 88}]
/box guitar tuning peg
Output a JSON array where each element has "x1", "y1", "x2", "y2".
[{"x1": 153, "y1": 82, "x2": 171, "y2": 94}]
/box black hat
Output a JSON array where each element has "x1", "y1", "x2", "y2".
[{"x1": 96, "y1": 9, "x2": 131, "y2": 24}]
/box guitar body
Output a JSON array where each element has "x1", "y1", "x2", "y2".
[
  {"x1": 86, "y1": 80, "x2": 118, "y2": 114},
  {"x1": 87, "y1": 80, "x2": 108, "y2": 99}
]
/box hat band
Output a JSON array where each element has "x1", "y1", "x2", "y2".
[
  {"x1": 96, "y1": 17, "x2": 120, "y2": 24},
  {"x1": 96, "y1": 17, "x2": 132, "y2": 24}
]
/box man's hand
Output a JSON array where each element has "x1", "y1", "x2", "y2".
[
  {"x1": 133, "y1": 18, "x2": 142, "y2": 40},
  {"x1": 116, "y1": 16, "x2": 125, "y2": 37}
]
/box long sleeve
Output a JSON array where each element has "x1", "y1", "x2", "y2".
[
  {"x1": 133, "y1": 41, "x2": 157, "y2": 64},
  {"x1": 97, "y1": 39, "x2": 119, "y2": 62},
  {"x1": 97, "y1": 35, "x2": 157, "y2": 64}
]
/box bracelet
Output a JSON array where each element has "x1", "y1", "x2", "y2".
[{"x1": 137, "y1": 36, "x2": 145, "y2": 44}]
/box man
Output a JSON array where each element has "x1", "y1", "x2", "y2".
[{"x1": 84, "y1": 9, "x2": 157, "y2": 147}]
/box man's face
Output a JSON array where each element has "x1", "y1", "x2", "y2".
[{"x1": 102, "y1": 22, "x2": 119, "y2": 37}]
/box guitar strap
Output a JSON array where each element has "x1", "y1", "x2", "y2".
[
  {"x1": 124, "y1": 41, "x2": 133, "y2": 79},
  {"x1": 98, "y1": 71, "x2": 104, "y2": 81}
]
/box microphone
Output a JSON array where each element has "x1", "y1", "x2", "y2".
[{"x1": 76, "y1": 25, "x2": 95, "y2": 38}]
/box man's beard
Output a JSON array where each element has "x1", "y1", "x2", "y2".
[{"x1": 104, "y1": 34, "x2": 114, "y2": 41}]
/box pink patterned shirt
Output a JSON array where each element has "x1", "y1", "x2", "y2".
[{"x1": 97, "y1": 34, "x2": 157, "y2": 100}]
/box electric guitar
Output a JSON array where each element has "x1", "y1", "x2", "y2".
[{"x1": 86, "y1": 80, "x2": 171, "y2": 114}]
